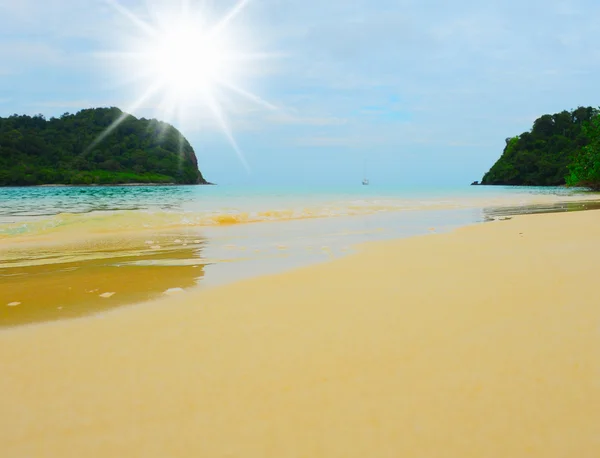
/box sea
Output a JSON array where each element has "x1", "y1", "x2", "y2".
[{"x1": 1, "y1": 184, "x2": 599, "y2": 326}]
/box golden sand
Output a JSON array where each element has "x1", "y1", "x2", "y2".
[{"x1": 1, "y1": 210, "x2": 599, "y2": 457}]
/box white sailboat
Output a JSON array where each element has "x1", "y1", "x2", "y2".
[{"x1": 362, "y1": 160, "x2": 369, "y2": 185}]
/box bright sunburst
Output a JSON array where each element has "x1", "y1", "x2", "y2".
[{"x1": 95, "y1": 0, "x2": 279, "y2": 171}]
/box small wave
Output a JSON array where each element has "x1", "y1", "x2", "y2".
[{"x1": 1, "y1": 192, "x2": 599, "y2": 240}]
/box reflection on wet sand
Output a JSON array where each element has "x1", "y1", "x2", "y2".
[
  {"x1": 0, "y1": 237, "x2": 207, "y2": 328},
  {"x1": 482, "y1": 200, "x2": 600, "y2": 221}
]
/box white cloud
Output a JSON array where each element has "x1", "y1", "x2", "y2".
[
  {"x1": 0, "y1": 42, "x2": 66, "y2": 69},
  {"x1": 266, "y1": 112, "x2": 348, "y2": 126},
  {"x1": 25, "y1": 99, "x2": 114, "y2": 111},
  {"x1": 294, "y1": 136, "x2": 366, "y2": 148}
]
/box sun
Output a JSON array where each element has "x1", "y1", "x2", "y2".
[
  {"x1": 151, "y1": 24, "x2": 227, "y2": 98},
  {"x1": 125, "y1": 4, "x2": 243, "y2": 103},
  {"x1": 95, "y1": 0, "x2": 279, "y2": 171}
]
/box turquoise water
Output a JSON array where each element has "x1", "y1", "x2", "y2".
[{"x1": 0, "y1": 183, "x2": 591, "y2": 220}]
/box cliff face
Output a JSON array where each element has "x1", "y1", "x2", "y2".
[
  {"x1": 0, "y1": 107, "x2": 209, "y2": 186},
  {"x1": 480, "y1": 106, "x2": 598, "y2": 186}
]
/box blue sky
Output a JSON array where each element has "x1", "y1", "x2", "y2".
[{"x1": 1, "y1": 0, "x2": 599, "y2": 186}]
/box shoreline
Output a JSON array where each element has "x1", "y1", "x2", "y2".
[
  {"x1": 1, "y1": 209, "x2": 600, "y2": 456},
  {"x1": 4, "y1": 199, "x2": 600, "y2": 328}
]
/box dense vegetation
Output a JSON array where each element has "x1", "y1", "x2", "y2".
[
  {"x1": 0, "y1": 107, "x2": 208, "y2": 186},
  {"x1": 566, "y1": 114, "x2": 600, "y2": 190},
  {"x1": 480, "y1": 106, "x2": 600, "y2": 187}
]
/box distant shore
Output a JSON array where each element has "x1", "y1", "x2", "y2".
[
  {"x1": 1, "y1": 209, "x2": 599, "y2": 456},
  {"x1": 6, "y1": 181, "x2": 216, "y2": 188}
]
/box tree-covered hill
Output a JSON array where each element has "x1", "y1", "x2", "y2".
[
  {"x1": 480, "y1": 106, "x2": 599, "y2": 186},
  {"x1": 0, "y1": 107, "x2": 209, "y2": 186}
]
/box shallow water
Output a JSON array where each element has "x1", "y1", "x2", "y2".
[
  {"x1": 0, "y1": 183, "x2": 593, "y2": 225},
  {"x1": 1, "y1": 184, "x2": 598, "y2": 327}
]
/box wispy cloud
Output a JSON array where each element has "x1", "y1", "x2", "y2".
[
  {"x1": 294, "y1": 136, "x2": 366, "y2": 148},
  {"x1": 24, "y1": 100, "x2": 118, "y2": 113},
  {"x1": 0, "y1": 42, "x2": 66, "y2": 69},
  {"x1": 266, "y1": 112, "x2": 348, "y2": 126}
]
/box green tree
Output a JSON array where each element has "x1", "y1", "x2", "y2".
[{"x1": 566, "y1": 114, "x2": 600, "y2": 189}]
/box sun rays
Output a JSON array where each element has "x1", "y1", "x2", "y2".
[{"x1": 97, "y1": 0, "x2": 279, "y2": 172}]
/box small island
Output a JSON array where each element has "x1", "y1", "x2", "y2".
[
  {"x1": 479, "y1": 106, "x2": 600, "y2": 190},
  {"x1": 0, "y1": 107, "x2": 209, "y2": 186}
]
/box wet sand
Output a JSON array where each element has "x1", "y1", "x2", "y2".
[
  {"x1": 0, "y1": 234, "x2": 208, "y2": 326},
  {"x1": 1, "y1": 210, "x2": 600, "y2": 457},
  {"x1": 0, "y1": 247, "x2": 205, "y2": 327}
]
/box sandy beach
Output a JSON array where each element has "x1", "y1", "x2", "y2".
[{"x1": 1, "y1": 209, "x2": 599, "y2": 457}]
